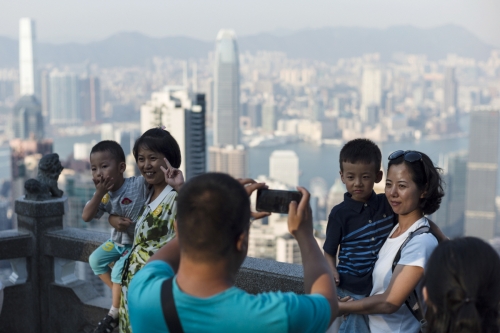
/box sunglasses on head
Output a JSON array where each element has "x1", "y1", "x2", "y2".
[{"x1": 388, "y1": 150, "x2": 423, "y2": 163}]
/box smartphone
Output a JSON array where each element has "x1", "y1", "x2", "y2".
[{"x1": 256, "y1": 189, "x2": 302, "y2": 214}]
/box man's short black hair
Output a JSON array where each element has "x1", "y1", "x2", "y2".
[
  {"x1": 133, "y1": 128, "x2": 181, "y2": 168},
  {"x1": 339, "y1": 138, "x2": 382, "y2": 173},
  {"x1": 176, "y1": 173, "x2": 251, "y2": 262},
  {"x1": 90, "y1": 140, "x2": 126, "y2": 163}
]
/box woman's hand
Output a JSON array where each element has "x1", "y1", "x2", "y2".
[
  {"x1": 337, "y1": 296, "x2": 353, "y2": 317},
  {"x1": 109, "y1": 214, "x2": 132, "y2": 232},
  {"x1": 161, "y1": 157, "x2": 184, "y2": 192}
]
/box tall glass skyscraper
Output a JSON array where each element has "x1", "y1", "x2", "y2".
[
  {"x1": 213, "y1": 30, "x2": 240, "y2": 146},
  {"x1": 464, "y1": 107, "x2": 499, "y2": 240},
  {"x1": 19, "y1": 18, "x2": 37, "y2": 97}
]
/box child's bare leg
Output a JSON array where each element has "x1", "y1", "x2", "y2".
[
  {"x1": 112, "y1": 283, "x2": 121, "y2": 308},
  {"x1": 98, "y1": 272, "x2": 113, "y2": 289}
]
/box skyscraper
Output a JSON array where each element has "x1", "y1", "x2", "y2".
[
  {"x1": 19, "y1": 18, "x2": 37, "y2": 97},
  {"x1": 360, "y1": 67, "x2": 382, "y2": 122},
  {"x1": 49, "y1": 71, "x2": 80, "y2": 124},
  {"x1": 262, "y1": 101, "x2": 276, "y2": 133},
  {"x1": 213, "y1": 30, "x2": 240, "y2": 146},
  {"x1": 11, "y1": 95, "x2": 44, "y2": 140},
  {"x1": 208, "y1": 145, "x2": 247, "y2": 179},
  {"x1": 269, "y1": 150, "x2": 299, "y2": 188},
  {"x1": 79, "y1": 76, "x2": 101, "y2": 123},
  {"x1": 464, "y1": 107, "x2": 499, "y2": 240},
  {"x1": 444, "y1": 67, "x2": 458, "y2": 116},
  {"x1": 141, "y1": 86, "x2": 206, "y2": 180}
]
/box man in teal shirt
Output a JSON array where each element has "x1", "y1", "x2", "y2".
[{"x1": 128, "y1": 173, "x2": 338, "y2": 332}]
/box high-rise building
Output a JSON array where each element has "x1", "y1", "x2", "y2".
[
  {"x1": 141, "y1": 87, "x2": 206, "y2": 180},
  {"x1": 269, "y1": 150, "x2": 299, "y2": 188},
  {"x1": 213, "y1": 30, "x2": 240, "y2": 146},
  {"x1": 19, "y1": 18, "x2": 37, "y2": 97},
  {"x1": 276, "y1": 234, "x2": 302, "y2": 264},
  {"x1": 444, "y1": 67, "x2": 458, "y2": 116},
  {"x1": 208, "y1": 145, "x2": 247, "y2": 179},
  {"x1": 49, "y1": 71, "x2": 80, "y2": 124},
  {"x1": 247, "y1": 101, "x2": 262, "y2": 128},
  {"x1": 40, "y1": 70, "x2": 50, "y2": 118},
  {"x1": 360, "y1": 67, "x2": 382, "y2": 122},
  {"x1": 327, "y1": 178, "x2": 345, "y2": 215},
  {"x1": 79, "y1": 76, "x2": 101, "y2": 123},
  {"x1": 11, "y1": 95, "x2": 44, "y2": 140},
  {"x1": 262, "y1": 102, "x2": 276, "y2": 133},
  {"x1": 446, "y1": 151, "x2": 467, "y2": 237},
  {"x1": 464, "y1": 107, "x2": 499, "y2": 240}
]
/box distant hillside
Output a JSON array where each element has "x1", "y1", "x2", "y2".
[{"x1": 0, "y1": 25, "x2": 494, "y2": 67}]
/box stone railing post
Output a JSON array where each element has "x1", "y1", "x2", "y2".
[{"x1": 15, "y1": 196, "x2": 65, "y2": 333}]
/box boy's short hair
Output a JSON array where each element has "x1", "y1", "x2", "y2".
[
  {"x1": 177, "y1": 173, "x2": 250, "y2": 262},
  {"x1": 339, "y1": 138, "x2": 381, "y2": 172},
  {"x1": 90, "y1": 140, "x2": 126, "y2": 164}
]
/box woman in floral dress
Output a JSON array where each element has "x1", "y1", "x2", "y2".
[{"x1": 111, "y1": 128, "x2": 184, "y2": 333}]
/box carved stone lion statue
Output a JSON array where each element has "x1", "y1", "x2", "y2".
[{"x1": 24, "y1": 153, "x2": 64, "y2": 201}]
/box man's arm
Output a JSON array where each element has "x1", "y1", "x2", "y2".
[
  {"x1": 148, "y1": 236, "x2": 181, "y2": 272},
  {"x1": 288, "y1": 187, "x2": 338, "y2": 325}
]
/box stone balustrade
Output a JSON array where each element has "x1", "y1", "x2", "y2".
[{"x1": 0, "y1": 196, "x2": 305, "y2": 332}]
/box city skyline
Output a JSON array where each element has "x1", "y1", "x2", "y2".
[{"x1": 0, "y1": 0, "x2": 499, "y2": 47}]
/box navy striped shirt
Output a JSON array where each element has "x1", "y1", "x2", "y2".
[{"x1": 323, "y1": 191, "x2": 395, "y2": 295}]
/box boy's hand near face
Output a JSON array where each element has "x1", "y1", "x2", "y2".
[
  {"x1": 94, "y1": 175, "x2": 114, "y2": 197},
  {"x1": 83, "y1": 176, "x2": 115, "y2": 222}
]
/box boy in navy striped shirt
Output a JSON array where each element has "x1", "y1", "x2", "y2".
[{"x1": 323, "y1": 139, "x2": 393, "y2": 333}]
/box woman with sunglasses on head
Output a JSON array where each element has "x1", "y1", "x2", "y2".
[{"x1": 338, "y1": 150, "x2": 443, "y2": 333}]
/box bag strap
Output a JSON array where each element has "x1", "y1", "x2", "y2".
[
  {"x1": 161, "y1": 277, "x2": 185, "y2": 333},
  {"x1": 392, "y1": 224, "x2": 433, "y2": 326}
]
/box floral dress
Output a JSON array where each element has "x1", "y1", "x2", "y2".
[{"x1": 119, "y1": 185, "x2": 177, "y2": 333}]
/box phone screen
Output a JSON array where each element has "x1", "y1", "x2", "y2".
[{"x1": 256, "y1": 189, "x2": 302, "y2": 214}]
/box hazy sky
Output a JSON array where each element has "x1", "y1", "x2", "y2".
[{"x1": 1, "y1": 0, "x2": 499, "y2": 46}]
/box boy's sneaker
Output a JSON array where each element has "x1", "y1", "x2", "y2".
[{"x1": 94, "y1": 314, "x2": 118, "y2": 333}]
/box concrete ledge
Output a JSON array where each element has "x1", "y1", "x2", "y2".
[
  {"x1": 236, "y1": 257, "x2": 304, "y2": 294},
  {"x1": 15, "y1": 196, "x2": 66, "y2": 217},
  {"x1": 0, "y1": 230, "x2": 33, "y2": 260},
  {"x1": 44, "y1": 228, "x2": 108, "y2": 262}
]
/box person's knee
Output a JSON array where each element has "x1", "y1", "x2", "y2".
[
  {"x1": 88, "y1": 249, "x2": 100, "y2": 270},
  {"x1": 89, "y1": 248, "x2": 112, "y2": 275}
]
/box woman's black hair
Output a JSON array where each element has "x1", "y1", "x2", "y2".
[
  {"x1": 424, "y1": 237, "x2": 500, "y2": 333},
  {"x1": 387, "y1": 151, "x2": 444, "y2": 215},
  {"x1": 132, "y1": 128, "x2": 181, "y2": 168}
]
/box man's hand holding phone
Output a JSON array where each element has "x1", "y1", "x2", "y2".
[{"x1": 287, "y1": 187, "x2": 313, "y2": 238}]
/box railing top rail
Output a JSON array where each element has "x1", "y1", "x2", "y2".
[{"x1": 0, "y1": 230, "x2": 33, "y2": 260}]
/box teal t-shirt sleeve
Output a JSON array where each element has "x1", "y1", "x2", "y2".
[
  {"x1": 284, "y1": 293, "x2": 331, "y2": 333},
  {"x1": 129, "y1": 260, "x2": 174, "y2": 333}
]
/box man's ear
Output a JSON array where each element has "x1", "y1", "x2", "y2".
[
  {"x1": 375, "y1": 170, "x2": 383, "y2": 183},
  {"x1": 119, "y1": 161, "x2": 126, "y2": 174},
  {"x1": 174, "y1": 220, "x2": 178, "y2": 235},
  {"x1": 339, "y1": 170, "x2": 345, "y2": 184},
  {"x1": 236, "y1": 231, "x2": 249, "y2": 253}
]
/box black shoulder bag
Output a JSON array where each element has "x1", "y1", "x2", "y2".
[
  {"x1": 161, "y1": 277, "x2": 185, "y2": 333},
  {"x1": 392, "y1": 224, "x2": 435, "y2": 333}
]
